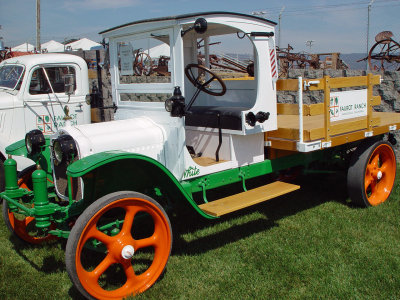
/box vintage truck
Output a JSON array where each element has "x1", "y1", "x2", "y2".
[
  {"x1": 1, "y1": 12, "x2": 399, "y2": 300},
  {"x1": 0, "y1": 53, "x2": 91, "y2": 178}
]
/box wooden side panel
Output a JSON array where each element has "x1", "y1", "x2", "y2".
[
  {"x1": 276, "y1": 79, "x2": 299, "y2": 91},
  {"x1": 330, "y1": 117, "x2": 379, "y2": 136},
  {"x1": 305, "y1": 75, "x2": 380, "y2": 90},
  {"x1": 277, "y1": 103, "x2": 301, "y2": 115},
  {"x1": 277, "y1": 103, "x2": 324, "y2": 116},
  {"x1": 267, "y1": 138, "x2": 297, "y2": 151},
  {"x1": 268, "y1": 115, "x2": 380, "y2": 141},
  {"x1": 308, "y1": 103, "x2": 324, "y2": 116}
]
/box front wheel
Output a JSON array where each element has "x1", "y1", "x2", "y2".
[
  {"x1": 347, "y1": 140, "x2": 397, "y2": 207},
  {"x1": 65, "y1": 191, "x2": 172, "y2": 299},
  {"x1": 2, "y1": 165, "x2": 56, "y2": 244}
]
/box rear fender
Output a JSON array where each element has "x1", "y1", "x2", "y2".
[{"x1": 67, "y1": 151, "x2": 216, "y2": 219}]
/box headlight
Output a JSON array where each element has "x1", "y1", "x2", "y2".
[
  {"x1": 52, "y1": 135, "x2": 77, "y2": 166},
  {"x1": 25, "y1": 130, "x2": 45, "y2": 155}
]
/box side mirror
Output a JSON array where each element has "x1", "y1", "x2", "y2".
[
  {"x1": 64, "y1": 74, "x2": 75, "y2": 96},
  {"x1": 181, "y1": 18, "x2": 207, "y2": 37}
]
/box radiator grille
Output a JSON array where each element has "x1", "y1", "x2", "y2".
[{"x1": 53, "y1": 156, "x2": 82, "y2": 201}]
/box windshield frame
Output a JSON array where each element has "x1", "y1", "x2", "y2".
[{"x1": 0, "y1": 63, "x2": 25, "y2": 90}]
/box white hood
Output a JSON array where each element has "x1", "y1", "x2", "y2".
[{"x1": 59, "y1": 117, "x2": 166, "y2": 162}]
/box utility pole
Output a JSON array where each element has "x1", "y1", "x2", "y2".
[
  {"x1": 366, "y1": 0, "x2": 375, "y2": 71},
  {"x1": 36, "y1": 0, "x2": 41, "y2": 52},
  {"x1": 278, "y1": 6, "x2": 285, "y2": 49},
  {"x1": 0, "y1": 25, "x2": 4, "y2": 51}
]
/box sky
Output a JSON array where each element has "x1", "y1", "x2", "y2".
[{"x1": 1, "y1": 0, "x2": 399, "y2": 54}]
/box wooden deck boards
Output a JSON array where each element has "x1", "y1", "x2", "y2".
[
  {"x1": 193, "y1": 157, "x2": 227, "y2": 166},
  {"x1": 267, "y1": 112, "x2": 400, "y2": 142}
]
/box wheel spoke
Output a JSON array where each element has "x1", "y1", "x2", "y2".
[
  {"x1": 195, "y1": 73, "x2": 202, "y2": 84},
  {"x1": 89, "y1": 253, "x2": 114, "y2": 282},
  {"x1": 135, "y1": 235, "x2": 157, "y2": 250},
  {"x1": 369, "y1": 154, "x2": 379, "y2": 169},
  {"x1": 120, "y1": 206, "x2": 139, "y2": 236},
  {"x1": 203, "y1": 76, "x2": 216, "y2": 87},
  {"x1": 122, "y1": 259, "x2": 137, "y2": 281},
  {"x1": 364, "y1": 175, "x2": 373, "y2": 191},
  {"x1": 369, "y1": 180, "x2": 377, "y2": 195},
  {"x1": 87, "y1": 226, "x2": 115, "y2": 247},
  {"x1": 12, "y1": 217, "x2": 32, "y2": 236},
  {"x1": 379, "y1": 161, "x2": 390, "y2": 174}
]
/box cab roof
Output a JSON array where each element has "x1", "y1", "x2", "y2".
[
  {"x1": 100, "y1": 11, "x2": 277, "y2": 35},
  {"x1": 0, "y1": 53, "x2": 88, "y2": 70}
]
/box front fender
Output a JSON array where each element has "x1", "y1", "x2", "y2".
[
  {"x1": 6, "y1": 138, "x2": 52, "y2": 173},
  {"x1": 67, "y1": 151, "x2": 216, "y2": 219},
  {"x1": 5, "y1": 139, "x2": 36, "y2": 172},
  {"x1": 5, "y1": 139, "x2": 27, "y2": 158}
]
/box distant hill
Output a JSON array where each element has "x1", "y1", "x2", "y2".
[{"x1": 340, "y1": 53, "x2": 368, "y2": 70}]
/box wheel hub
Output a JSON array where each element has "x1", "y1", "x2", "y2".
[
  {"x1": 377, "y1": 170, "x2": 383, "y2": 180},
  {"x1": 121, "y1": 245, "x2": 135, "y2": 259}
]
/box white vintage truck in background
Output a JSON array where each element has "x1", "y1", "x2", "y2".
[{"x1": 0, "y1": 54, "x2": 91, "y2": 177}]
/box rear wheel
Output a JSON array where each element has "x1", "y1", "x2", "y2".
[
  {"x1": 2, "y1": 165, "x2": 56, "y2": 244},
  {"x1": 65, "y1": 191, "x2": 172, "y2": 299},
  {"x1": 347, "y1": 140, "x2": 397, "y2": 206}
]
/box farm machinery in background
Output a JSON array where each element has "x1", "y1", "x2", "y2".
[
  {"x1": 276, "y1": 44, "x2": 348, "y2": 77},
  {"x1": 358, "y1": 31, "x2": 400, "y2": 71},
  {"x1": 0, "y1": 43, "x2": 30, "y2": 63}
]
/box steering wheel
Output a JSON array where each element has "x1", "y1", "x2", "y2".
[{"x1": 184, "y1": 64, "x2": 226, "y2": 96}]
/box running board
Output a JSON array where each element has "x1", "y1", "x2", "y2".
[{"x1": 199, "y1": 181, "x2": 300, "y2": 217}]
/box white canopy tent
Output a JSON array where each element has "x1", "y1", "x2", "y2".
[
  {"x1": 41, "y1": 40, "x2": 64, "y2": 52},
  {"x1": 11, "y1": 42, "x2": 34, "y2": 52},
  {"x1": 148, "y1": 43, "x2": 170, "y2": 58},
  {"x1": 66, "y1": 38, "x2": 102, "y2": 51}
]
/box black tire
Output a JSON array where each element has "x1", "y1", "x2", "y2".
[
  {"x1": 66, "y1": 191, "x2": 172, "y2": 300},
  {"x1": 347, "y1": 139, "x2": 397, "y2": 207}
]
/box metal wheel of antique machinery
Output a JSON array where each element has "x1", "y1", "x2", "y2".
[{"x1": 368, "y1": 31, "x2": 400, "y2": 71}]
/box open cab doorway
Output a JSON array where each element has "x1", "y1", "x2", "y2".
[{"x1": 102, "y1": 12, "x2": 278, "y2": 180}]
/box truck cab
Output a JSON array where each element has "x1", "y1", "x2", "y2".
[
  {"x1": 95, "y1": 12, "x2": 278, "y2": 180},
  {"x1": 0, "y1": 53, "x2": 91, "y2": 170}
]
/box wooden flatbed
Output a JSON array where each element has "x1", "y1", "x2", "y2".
[{"x1": 266, "y1": 74, "x2": 400, "y2": 152}]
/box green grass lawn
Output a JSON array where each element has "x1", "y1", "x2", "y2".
[{"x1": 1, "y1": 168, "x2": 400, "y2": 300}]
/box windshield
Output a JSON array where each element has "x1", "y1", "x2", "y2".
[{"x1": 0, "y1": 65, "x2": 24, "y2": 89}]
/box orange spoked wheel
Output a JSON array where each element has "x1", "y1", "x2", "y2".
[
  {"x1": 2, "y1": 166, "x2": 56, "y2": 244},
  {"x1": 65, "y1": 191, "x2": 172, "y2": 299},
  {"x1": 348, "y1": 140, "x2": 397, "y2": 207}
]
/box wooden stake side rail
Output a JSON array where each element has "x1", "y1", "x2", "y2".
[
  {"x1": 269, "y1": 75, "x2": 400, "y2": 151},
  {"x1": 267, "y1": 112, "x2": 400, "y2": 151},
  {"x1": 276, "y1": 75, "x2": 381, "y2": 92}
]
